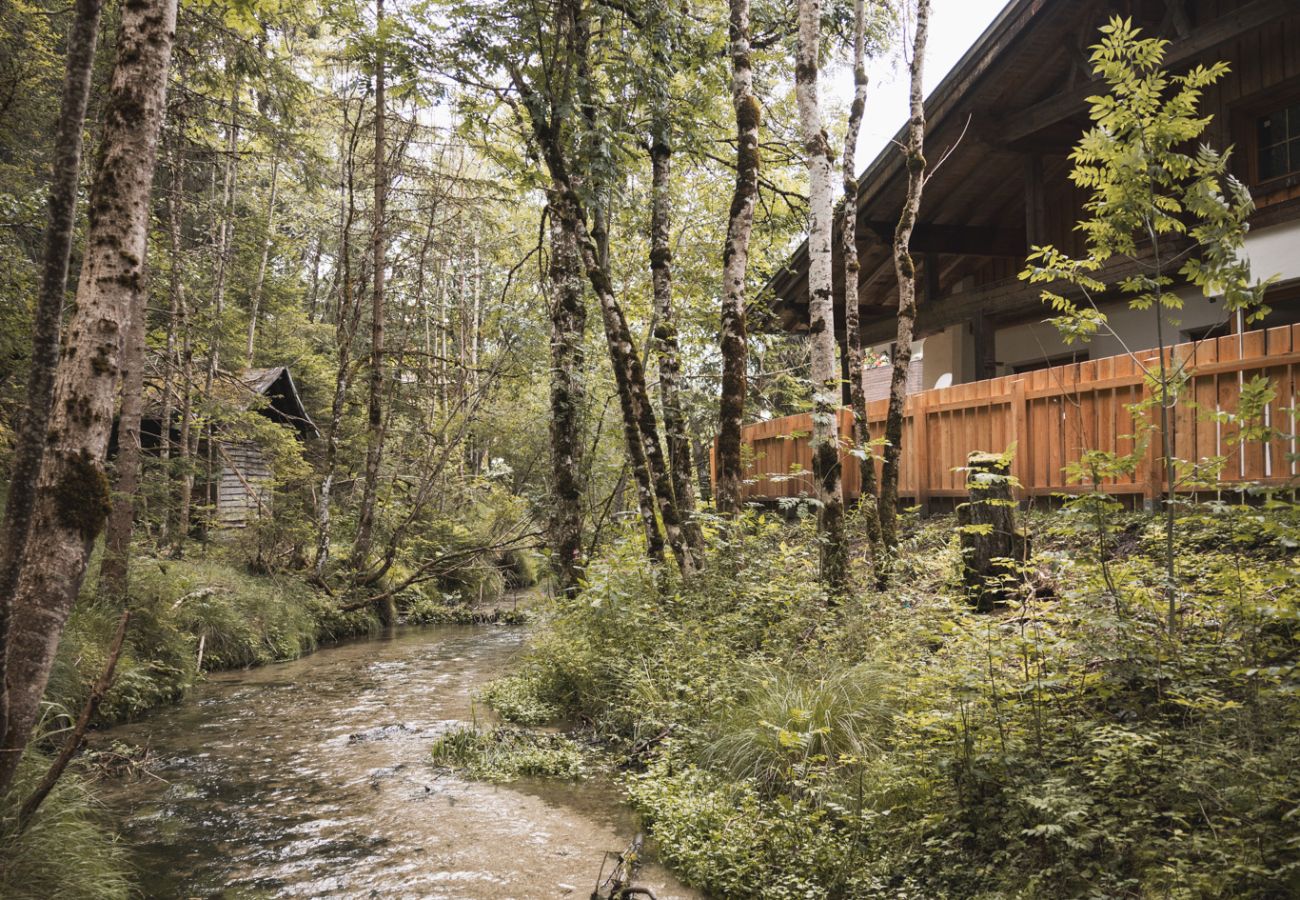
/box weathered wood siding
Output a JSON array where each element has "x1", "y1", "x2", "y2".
[
  {"x1": 216, "y1": 441, "x2": 272, "y2": 527},
  {"x1": 720, "y1": 324, "x2": 1300, "y2": 505}
]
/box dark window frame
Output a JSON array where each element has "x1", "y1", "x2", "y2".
[{"x1": 1232, "y1": 78, "x2": 1300, "y2": 204}]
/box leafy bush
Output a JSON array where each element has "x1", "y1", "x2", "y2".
[{"x1": 429, "y1": 726, "x2": 592, "y2": 781}]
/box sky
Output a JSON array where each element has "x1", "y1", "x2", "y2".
[{"x1": 839, "y1": 0, "x2": 1008, "y2": 172}]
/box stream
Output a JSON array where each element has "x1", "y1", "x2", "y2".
[{"x1": 93, "y1": 621, "x2": 701, "y2": 899}]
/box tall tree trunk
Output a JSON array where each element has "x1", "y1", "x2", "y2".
[
  {"x1": 244, "y1": 155, "x2": 279, "y2": 365},
  {"x1": 841, "y1": 0, "x2": 883, "y2": 549},
  {"x1": 203, "y1": 78, "x2": 239, "y2": 532},
  {"x1": 649, "y1": 119, "x2": 702, "y2": 551},
  {"x1": 879, "y1": 0, "x2": 931, "y2": 551},
  {"x1": 797, "y1": 0, "x2": 847, "y2": 593},
  {"x1": 315, "y1": 109, "x2": 364, "y2": 580},
  {"x1": 715, "y1": 0, "x2": 759, "y2": 515},
  {"x1": 353, "y1": 0, "x2": 387, "y2": 567},
  {"x1": 0, "y1": 0, "x2": 104, "y2": 769},
  {"x1": 0, "y1": 0, "x2": 177, "y2": 797},
  {"x1": 97, "y1": 260, "x2": 150, "y2": 596},
  {"x1": 547, "y1": 193, "x2": 589, "y2": 595}
]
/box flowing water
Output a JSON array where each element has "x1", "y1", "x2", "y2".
[{"x1": 94, "y1": 621, "x2": 701, "y2": 899}]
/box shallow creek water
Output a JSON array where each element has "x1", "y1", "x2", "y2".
[{"x1": 93, "y1": 622, "x2": 701, "y2": 899}]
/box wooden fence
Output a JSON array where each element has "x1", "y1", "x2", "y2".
[{"x1": 716, "y1": 324, "x2": 1300, "y2": 507}]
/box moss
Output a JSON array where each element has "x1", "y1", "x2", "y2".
[
  {"x1": 54, "y1": 450, "x2": 111, "y2": 540},
  {"x1": 736, "y1": 94, "x2": 761, "y2": 133},
  {"x1": 649, "y1": 246, "x2": 672, "y2": 268},
  {"x1": 906, "y1": 151, "x2": 927, "y2": 174},
  {"x1": 813, "y1": 441, "x2": 840, "y2": 494}
]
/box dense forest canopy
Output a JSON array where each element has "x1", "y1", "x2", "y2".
[{"x1": 1, "y1": 0, "x2": 1299, "y2": 897}]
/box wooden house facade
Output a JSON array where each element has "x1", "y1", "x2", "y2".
[{"x1": 732, "y1": 0, "x2": 1300, "y2": 507}]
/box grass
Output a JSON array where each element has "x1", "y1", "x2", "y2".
[{"x1": 429, "y1": 726, "x2": 594, "y2": 781}]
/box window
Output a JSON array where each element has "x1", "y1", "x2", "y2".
[
  {"x1": 1011, "y1": 352, "x2": 1088, "y2": 375},
  {"x1": 1257, "y1": 105, "x2": 1300, "y2": 182}
]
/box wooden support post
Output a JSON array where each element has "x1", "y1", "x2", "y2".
[
  {"x1": 1009, "y1": 378, "x2": 1028, "y2": 500},
  {"x1": 957, "y1": 451, "x2": 1028, "y2": 612},
  {"x1": 1025, "y1": 155, "x2": 1046, "y2": 246},
  {"x1": 912, "y1": 392, "x2": 931, "y2": 514}
]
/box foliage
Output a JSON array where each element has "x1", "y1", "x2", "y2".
[
  {"x1": 0, "y1": 749, "x2": 131, "y2": 900},
  {"x1": 429, "y1": 726, "x2": 594, "y2": 781}
]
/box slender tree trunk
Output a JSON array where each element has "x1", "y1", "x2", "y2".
[
  {"x1": 649, "y1": 121, "x2": 702, "y2": 551},
  {"x1": 0, "y1": 0, "x2": 104, "y2": 768},
  {"x1": 0, "y1": 0, "x2": 177, "y2": 797},
  {"x1": 245, "y1": 155, "x2": 279, "y2": 365},
  {"x1": 841, "y1": 0, "x2": 883, "y2": 549},
  {"x1": 879, "y1": 0, "x2": 931, "y2": 551},
  {"x1": 797, "y1": 0, "x2": 847, "y2": 593},
  {"x1": 715, "y1": 0, "x2": 759, "y2": 515},
  {"x1": 97, "y1": 260, "x2": 150, "y2": 596},
  {"x1": 547, "y1": 193, "x2": 589, "y2": 595},
  {"x1": 353, "y1": 0, "x2": 388, "y2": 567}
]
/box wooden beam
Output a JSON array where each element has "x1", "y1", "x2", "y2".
[
  {"x1": 863, "y1": 221, "x2": 1027, "y2": 257},
  {"x1": 1001, "y1": 0, "x2": 1294, "y2": 143}
]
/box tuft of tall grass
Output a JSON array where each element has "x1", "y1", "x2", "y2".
[
  {"x1": 0, "y1": 749, "x2": 131, "y2": 899},
  {"x1": 700, "y1": 663, "x2": 895, "y2": 790}
]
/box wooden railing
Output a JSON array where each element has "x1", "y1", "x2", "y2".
[{"x1": 717, "y1": 324, "x2": 1300, "y2": 506}]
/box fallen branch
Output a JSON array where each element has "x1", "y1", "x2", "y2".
[{"x1": 18, "y1": 609, "x2": 130, "y2": 831}]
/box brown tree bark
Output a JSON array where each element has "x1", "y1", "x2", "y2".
[
  {"x1": 0, "y1": 0, "x2": 104, "y2": 771},
  {"x1": 353, "y1": 0, "x2": 388, "y2": 568},
  {"x1": 879, "y1": 0, "x2": 930, "y2": 552},
  {"x1": 97, "y1": 257, "x2": 150, "y2": 596},
  {"x1": 797, "y1": 0, "x2": 847, "y2": 594},
  {"x1": 715, "y1": 0, "x2": 759, "y2": 515},
  {"x1": 0, "y1": 0, "x2": 178, "y2": 797},
  {"x1": 547, "y1": 192, "x2": 590, "y2": 594},
  {"x1": 841, "y1": 0, "x2": 884, "y2": 550},
  {"x1": 956, "y1": 452, "x2": 1027, "y2": 612}
]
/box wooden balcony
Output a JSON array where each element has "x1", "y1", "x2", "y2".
[{"x1": 716, "y1": 324, "x2": 1300, "y2": 507}]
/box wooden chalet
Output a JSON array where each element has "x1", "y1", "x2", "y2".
[
  {"x1": 137, "y1": 366, "x2": 318, "y2": 528},
  {"x1": 733, "y1": 0, "x2": 1300, "y2": 508}
]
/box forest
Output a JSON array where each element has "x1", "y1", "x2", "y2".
[{"x1": 0, "y1": 0, "x2": 1298, "y2": 897}]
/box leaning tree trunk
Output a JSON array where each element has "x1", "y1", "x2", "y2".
[
  {"x1": 797, "y1": 0, "x2": 847, "y2": 594},
  {"x1": 97, "y1": 262, "x2": 150, "y2": 596},
  {"x1": 0, "y1": 0, "x2": 104, "y2": 767},
  {"x1": 841, "y1": 0, "x2": 883, "y2": 550},
  {"x1": 0, "y1": 0, "x2": 178, "y2": 798},
  {"x1": 547, "y1": 192, "x2": 590, "y2": 595},
  {"x1": 353, "y1": 0, "x2": 388, "y2": 568},
  {"x1": 715, "y1": 0, "x2": 759, "y2": 515},
  {"x1": 649, "y1": 119, "x2": 702, "y2": 551},
  {"x1": 879, "y1": 0, "x2": 931, "y2": 552}
]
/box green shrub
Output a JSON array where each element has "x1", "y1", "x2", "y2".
[{"x1": 429, "y1": 726, "x2": 593, "y2": 781}]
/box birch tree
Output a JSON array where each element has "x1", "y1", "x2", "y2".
[
  {"x1": 797, "y1": 0, "x2": 847, "y2": 592},
  {"x1": 714, "y1": 0, "x2": 759, "y2": 516},
  {"x1": 879, "y1": 0, "x2": 930, "y2": 552},
  {"x1": 0, "y1": 0, "x2": 178, "y2": 797}
]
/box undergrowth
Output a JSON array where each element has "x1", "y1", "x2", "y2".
[
  {"x1": 485, "y1": 505, "x2": 1300, "y2": 898},
  {"x1": 429, "y1": 726, "x2": 594, "y2": 781}
]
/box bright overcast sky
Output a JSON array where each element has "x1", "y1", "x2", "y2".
[{"x1": 841, "y1": 0, "x2": 1008, "y2": 171}]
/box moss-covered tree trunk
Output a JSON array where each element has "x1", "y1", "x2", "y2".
[
  {"x1": 649, "y1": 120, "x2": 702, "y2": 552},
  {"x1": 547, "y1": 190, "x2": 590, "y2": 595},
  {"x1": 0, "y1": 0, "x2": 104, "y2": 759},
  {"x1": 797, "y1": 0, "x2": 847, "y2": 594},
  {"x1": 957, "y1": 452, "x2": 1027, "y2": 612},
  {"x1": 879, "y1": 0, "x2": 930, "y2": 552},
  {"x1": 715, "y1": 0, "x2": 759, "y2": 516},
  {"x1": 0, "y1": 0, "x2": 177, "y2": 797},
  {"x1": 841, "y1": 0, "x2": 883, "y2": 551},
  {"x1": 97, "y1": 259, "x2": 150, "y2": 596}
]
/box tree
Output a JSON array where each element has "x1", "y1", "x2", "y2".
[
  {"x1": 879, "y1": 0, "x2": 930, "y2": 552},
  {"x1": 714, "y1": 0, "x2": 759, "y2": 516},
  {"x1": 841, "y1": 0, "x2": 884, "y2": 550},
  {"x1": 1020, "y1": 18, "x2": 1269, "y2": 632},
  {"x1": 0, "y1": 0, "x2": 104, "y2": 758},
  {"x1": 353, "y1": 0, "x2": 389, "y2": 568},
  {"x1": 0, "y1": 0, "x2": 178, "y2": 797},
  {"x1": 796, "y1": 0, "x2": 847, "y2": 591}
]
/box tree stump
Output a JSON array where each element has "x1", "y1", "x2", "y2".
[{"x1": 957, "y1": 451, "x2": 1028, "y2": 612}]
